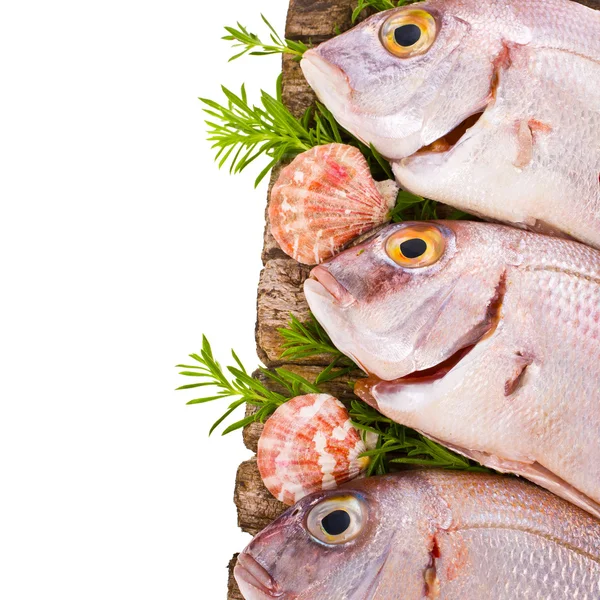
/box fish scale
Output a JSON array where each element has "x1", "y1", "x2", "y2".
[
  {"x1": 235, "y1": 471, "x2": 600, "y2": 599},
  {"x1": 304, "y1": 221, "x2": 600, "y2": 517},
  {"x1": 301, "y1": 0, "x2": 600, "y2": 248}
]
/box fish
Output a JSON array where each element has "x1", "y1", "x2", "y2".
[
  {"x1": 303, "y1": 220, "x2": 600, "y2": 517},
  {"x1": 234, "y1": 470, "x2": 600, "y2": 599},
  {"x1": 300, "y1": 0, "x2": 600, "y2": 248}
]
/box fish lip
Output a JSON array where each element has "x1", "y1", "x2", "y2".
[
  {"x1": 301, "y1": 49, "x2": 353, "y2": 99},
  {"x1": 301, "y1": 50, "x2": 359, "y2": 135},
  {"x1": 309, "y1": 265, "x2": 356, "y2": 308},
  {"x1": 234, "y1": 553, "x2": 283, "y2": 599}
]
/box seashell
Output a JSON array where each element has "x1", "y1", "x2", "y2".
[
  {"x1": 257, "y1": 393, "x2": 369, "y2": 505},
  {"x1": 269, "y1": 144, "x2": 398, "y2": 265}
]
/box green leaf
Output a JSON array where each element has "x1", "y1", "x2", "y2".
[
  {"x1": 209, "y1": 399, "x2": 246, "y2": 436},
  {"x1": 223, "y1": 16, "x2": 308, "y2": 62},
  {"x1": 177, "y1": 336, "x2": 493, "y2": 475},
  {"x1": 351, "y1": 0, "x2": 416, "y2": 24},
  {"x1": 175, "y1": 382, "x2": 217, "y2": 391}
]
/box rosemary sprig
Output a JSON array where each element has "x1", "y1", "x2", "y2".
[
  {"x1": 201, "y1": 78, "x2": 392, "y2": 186},
  {"x1": 278, "y1": 314, "x2": 349, "y2": 363},
  {"x1": 224, "y1": 15, "x2": 308, "y2": 62},
  {"x1": 349, "y1": 400, "x2": 489, "y2": 475},
  {"x1": 176, "y1": 335, "x2": 351, "y2": 435},
  {"x1": 389, "y1": 190, "x2": 471, "y2": 222},
  {"x1": 178, "y1": 336, "x2": 488, "y2": 474},
  {"x1": 352, "y1": 0, "x2": 417, "y2": 23},
  {"x1": 389, "y1": 190, "x2": 440, "y2": 222}
]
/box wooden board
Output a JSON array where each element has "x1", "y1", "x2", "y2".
[
  {"x1": 227, "y1": 3, "x2": 356, "y2": 596},
  {"x1": 226, "y1": 0, "x2": 600, "y2": 596}
]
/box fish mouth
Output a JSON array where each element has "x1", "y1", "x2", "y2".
[
  {"x1": 408, "y1": 110, "x2": 486, "y2": 159},
  {"x1": 355, "y1": 272, "x2": 506, "y2": 404},
  {"x1": 234, "y1": 553, "x2": 283, "y2": 599},
  {"x1": 309, "y1": 265, "x2": 355, "y2": 308},
  {"x1": 302, "y1": 48, "x2": 489, "y2": 162},
  {"x1": 355, "y1": 344, "x2": 476, "y2": 406}
]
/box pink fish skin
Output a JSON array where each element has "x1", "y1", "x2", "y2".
[
  {"x1": 303, "y1": 221, "x2": 600, "y2": 516},
  {"x1": 301, "y1": 0, "x2": 600, "y2": 248},
  {"x1": 235, "y1": 470, "x2": 600, "y2": 599}
]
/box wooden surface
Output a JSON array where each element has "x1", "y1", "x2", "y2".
[
  {"x1": 228, "y1": 4, "x2": 356, "y2": 594},
  {"x1": 226, "y1": 0, "x2": 599, "y2": 597}
]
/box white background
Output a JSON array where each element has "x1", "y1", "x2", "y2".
[{"x1": 0, "y1": 1, "x2": 289, "y2": 597}]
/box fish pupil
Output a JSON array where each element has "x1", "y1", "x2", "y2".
[
  {"x1": 321, "y1": 510, "x2": 351, "y2": 536},
  {"x1": 394, "y1": 24, "x2": 422, "y2": 47},
  {"x1": 400, "y1": 238, "x2": 427, "y2": 259}
]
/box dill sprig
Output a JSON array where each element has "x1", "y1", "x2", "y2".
[
  {"x1": 200, "y1": 78, "x2": 392, "y2": 186},
  {"x1": 223, "y1": 15, "x2": 308, "y2": 62},
  {"x1": 349, "y1": 400, "x2": 489, "y2": 475},
  {"x1": 176, "y1": 335, "x2": 352, "y2": 435}
]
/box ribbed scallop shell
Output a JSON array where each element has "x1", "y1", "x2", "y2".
[
  {"x1": 257, "y1": 394, "x2": 369, "y2": 506},
  {"x1": 269, "y1": 144, "x2": 397, "y2": 265}
]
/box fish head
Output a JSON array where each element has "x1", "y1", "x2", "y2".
[
  {"x1": 234, "y1": 474, "x2": 439, "y2": 599},
  {"x1": 234, "y1": 485, "x2": 386, "y2": 599},
  {"x1": 304, "y1": 221, "x2": 507, "y2": 381},
  {"x1": 301, "y1": 1, "x2": 513, "y2": 160}
]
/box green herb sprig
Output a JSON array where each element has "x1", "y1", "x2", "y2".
[
  {"x1": 349, "y1": 400, "x2": 489, "y2": 475},
  {"x1": 178, "y1": 335, "x2": 489, "y2": 475},
  {"x1": 278, "y1": 314, "x2": 349, "y2": 363},
  {"x1": 201, "y1": 78, "x2": 391, "y2": 186},
  {"x1": 176, "y1": 335, "x2": 351, "y2": 435},
  {"x1": 352, "y1": 0, "x2": 416, "y2": 23},
  {"x1": 389, "y1": 191, "x2": 471, "y2": 222},
  {"x1": 389, "y1": 191, "x2": 440, "y2": 222},
  {"x1": 224, "y1": 15, "x2": 308, "y2": 62}
]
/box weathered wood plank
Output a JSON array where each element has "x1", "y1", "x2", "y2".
[
  {"x1": 281, "y1": 54, "x2": 318, "y2": 119},
  {"x1": 286, "y1": 0, "x2": 355, "y2": 42},
  {"x1": 227, "y1": 555, "x2": 245, "y2": 600},
  {"x1": 577, "y1": 0, "x2": 600, "y2": 8},
  {"x1": 230, "y1": 0, "x2": 600, "y2": 595},
  {"x1": 229, "y1": 3, "x2": 353, "y2": 596},
  {"x1": 235, "y1": 458, "x2": 288, "y2": 536},
  {"x1": 255, "y1": 258, "x2": 317, "y2": 366}
]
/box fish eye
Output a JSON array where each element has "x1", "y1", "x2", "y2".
[
  {"x1": 306, "y1": 495, "x2": 365, "y2": 545},
  {"x1": 322, "y1": 510, "x2": 351, "y2": 535},
  {"x1": 380, "y1": 9, "x2": 437, "y2": 58},
  {"x1": 385, "y1": 224, "x2": 446, "y2": 268}
]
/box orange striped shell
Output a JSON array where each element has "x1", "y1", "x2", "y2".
[
  {"x1": 269, "y1": 144, "x2": 397, "y2": 265},
  {"x1": 257, "y1": 394, "x2": 369, "y2": 505}
]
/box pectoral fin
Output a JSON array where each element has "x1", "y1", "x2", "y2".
[{"x1": 417, "y1": 433, "x2": 600, "y2": 519}]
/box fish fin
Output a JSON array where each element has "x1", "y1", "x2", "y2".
[
  {"x1": 504, "y1": 352, "x2": 534, "y2": 396},
  {"x1": 416, "y1": 431, "x2": 600, "y2": 519}
]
